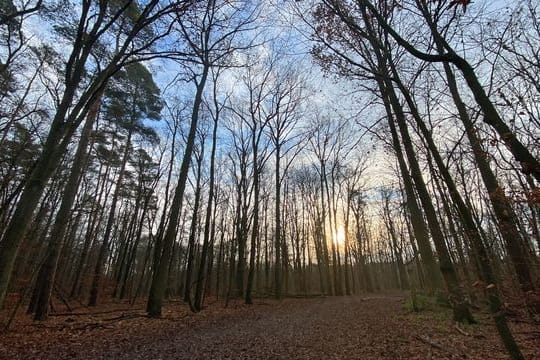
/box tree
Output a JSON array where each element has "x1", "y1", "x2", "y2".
[
  {"x1": 147, "y1": 0, "x2": 258, "y2": 317},
  {"x1": 0, "y1": 0, "x2": 188, "y2": 308},
  {"x1": 193, "y1": 68, "x2": 226, "y2": 311},
  {"x1": 88, "y1": 62, "x2": 162, "y2": 306},
  {"x1": 267, "y1": 65, "x2": 306, "y2": 299},
  {"x1": 358, "y1": 0, "x2": 540, "y2": 182},
  {"x1": 30, "y1": 91, "x2": 101, "y2": 320}
]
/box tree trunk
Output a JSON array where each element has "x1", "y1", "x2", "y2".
[
  {"x1": 245, "y1": 151, "x2": 261, "y2": 304},
  {"x1": 146, "y1": 64, "x2": 209, "y2": 318},
  {"x1": 183, "y1": 146, "x2": 204, "y2": 308},
  {"x1": 193, "y1": 103, "x2": 218, "y2": 311},
  {"x1": 32, "y1": 94, "x2": 101, "y2": 320},
  {"x1": 88, "y1": 130, "x2": 132, "y2": 306},
  {"x1": 274, "y1": 146, "x2": 282, "y2": 299}
]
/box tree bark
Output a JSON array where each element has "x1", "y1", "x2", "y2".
[
  {"x1": 146, "y1": 64, "x2": 209, "y2": 318},
  {"x1": 32, "y1": 93, "x2": 101, "y2": 320}
]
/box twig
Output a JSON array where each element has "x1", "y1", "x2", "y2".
[
  {"x1": 454, "y1": 323, "x2": 470, "y2": 336},
  {"x1": 103, "y1": 313, "x2": 145, "y2": 322},
  {"x1": 49, "y1": 307, "x2": 144, "y2": 317},
  {"x1": 415, "y1": 335, "x2": 446, "y2": 351},
  {"x1": 73, "y1": 322, "x2": 113, "y2": 331},
  {"x1": 415, "y1": 335, "x2": 467, "y2": 359}
]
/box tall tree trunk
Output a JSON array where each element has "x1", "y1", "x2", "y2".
[
  {"x1": 246, "y1": 151, "x2": 261, "y2": 303},
  {"x1": 69, "y1": 162, "x2": 109, "y2": 298},
  {"x1": 88, "y1": 130, "x2": 132, "y2": 306},
  {"x1": 325, "y1": 171, "x2": 342, "y2": 296},
  {"x1": 235, "y1": 166, "x2": 249, "y2": 298},
  {"x1": 32, "y1": 93, "x2": 101, "y2": 320},
  {"x1": 147, "y1": 64, "x2": 209, "y2": 318},
  {"x1": 343, "y1": 196, "x2": 352, "y2": 295},
  {"x1": 378, "y1": 87, "x2": 442, "y2": 292},
  {"x1": 193, "y1": 103, "x2": 219, "y2": 311},
  {"x1": 0, "y1": 123, "x2": 72, "y2": 307},
  {"x1": 360, "y1": 5, "x2": 471, "y2": 320},
  {"x1": 384, "y1": 197, "x2": 409, "y2": 290},
  {"x1": 183, "y1": 145, "x2": 204, "y2": 308},
  {"x1": 387, "y1": 88, "x2": 472, "y2": 322},
  {"x1": 274, "y1": 146, "x2": 282, "y2": 299},
  {"x1": 245, "y1": 183, "x2": 259, "y2": 303},
  {"x1": 119, "y1": 191, "x2": 152, "y2": 299},
  {"x1": 443, "y1": 62, "x2": 534, "y2": 294}
]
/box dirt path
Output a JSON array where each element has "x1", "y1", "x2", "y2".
[{"x1": 1, "y1": 294, "x2": 538, "y2": 359}]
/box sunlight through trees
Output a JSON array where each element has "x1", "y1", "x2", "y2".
[{"x1": 0, "y1": 1, "x2": 539, "y2": 358}]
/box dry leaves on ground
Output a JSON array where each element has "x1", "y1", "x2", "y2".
[{"x1": 1, "y1": 294, "x2": 538, "y2": 359}]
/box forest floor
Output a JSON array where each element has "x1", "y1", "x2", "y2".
[{"x1": 1, "y1": 293, "x2": 539, "y2": 359}]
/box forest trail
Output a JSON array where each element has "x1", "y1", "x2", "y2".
[{"x1": 1, "y1": 294, "x2": 538, "y2": 359}]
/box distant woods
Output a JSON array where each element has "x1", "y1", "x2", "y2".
[{"x1": 0, "y1": 1, "x2": 539, "y2": 359}]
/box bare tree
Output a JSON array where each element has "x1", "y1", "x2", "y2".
[{"x1": 147, "y1": 0, "x2": 258, "y2": 318}]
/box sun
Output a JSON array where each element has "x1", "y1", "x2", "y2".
[{"x1": 335, "y1": 226, "x2": 346, "y2": 246}]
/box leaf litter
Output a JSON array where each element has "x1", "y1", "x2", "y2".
[{"x1": 1, "y1": 294, "x2": 538, "y2": 359}]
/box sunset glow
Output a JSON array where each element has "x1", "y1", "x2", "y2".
[{"x1": 335, "y1": 227, "x2": 345, "y2": 246}]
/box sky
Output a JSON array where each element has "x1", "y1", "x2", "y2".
[{"x1": 11, "y1": 0, "x2": 534, "y2": 203}]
